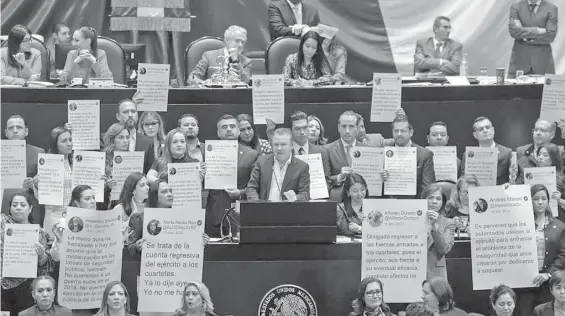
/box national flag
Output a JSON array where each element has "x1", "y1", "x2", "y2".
[{"x1": 110, "y1": 0, "x2": 192, "y2": 32}]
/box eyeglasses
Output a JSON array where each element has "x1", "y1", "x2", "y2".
[
  {"x1": 365, "y1": 290, "x2": 382, "y2": 297},
  {"x1": 22, "y1": 37, "x2": 33, "y2": 44}
]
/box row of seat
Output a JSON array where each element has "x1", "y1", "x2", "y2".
[{"x1": 5, "y1": 35, "x2": 302, "y2": 85}]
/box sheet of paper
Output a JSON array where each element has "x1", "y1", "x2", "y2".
[
  {"x1": 168, "y1": 162, "x2": 202, "y2": 209},
  {"x1": 469, "y1": 185, "x2": 538, "y2": 290},
  {"x1": 204, "y1": 140, "x2": 238, "y2": 190},
  {"x1": 383, "y1": 147, "x2": 417, "y2": 196},
  {"x1": 464, "y1": 147, "x2": 498, "y2": 186},
  {"x1": 138, "y1": 208, "x2": 205, "y2": 312},
  {"x1": 426, "y1": 146, "x2": 458, "y2": 182},
  {"x1": 370, "y1": 73, "x2": 401, "y2": 122},
  {"x1": 540, "y1": 74, "x2": 565, "y2": 122},
  {"x1": 362, "y1": 199, "x2": 427, "y2": 303},
  {"x1": 1, "y1": 140, "x2": 26, "y2": 189},
  {"x1": 1, "y1": 224, "x2": 39, "y2": 278},
  {"x1": 524, "y1": 167, "x2": 558, "y2": 216},
  {"x1": 37, "y1": 153, "x2": 65, "y2": 205},
  {"x1": 67, "y1": 100, "x2": 100, "y2": 150},
  {"x1": 351, "y1": 147, "x2": 384, "y2": 196},
  {"x1": 72, "y1": 151, "x2": 106, "y2": 202},
  {"x1": 110, "y1": 151, "x2": 145, "y2": 201},
  {"x1": 294, "y1": 153, "x2": 329, "y2": 200},
  {"x1": 445, "y1": 76, "x2": 471, "y2": 85},
  {"x1": 317, "y1": 24, "x2": 339, "y2": 39},
  {"x1": 136, "y1": 63, "x2": 170, "y2": 111},
  {"x1": 252, "y1": 74, "x2": 285, "y2": 124},
  {"x1": 58, "y1": 208, "x2": 122, "y2": 309}
]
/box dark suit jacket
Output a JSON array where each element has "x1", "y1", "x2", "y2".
[
  {"x1": 412, "y1": 143, "x2": 437, "y2": 197},
  {"x1": 541, "y1": 218, "x2": 565, "y2": 274},
  {"x1": 26, "y1": 143, "x2": 45, "y2": 177},
  {"x1": 461, "y1": 143, "x2": 512, "y2": 185},
  {"x1": 189, "y1": 48, "x2": 252, "y2": 84},
  {"x1": 19, "y1": 305, "x2": 72, "y2": 316},
  {"x1": 508, "y1": 0, "x2": 558, "y2": 76},
  {"x1": 414, "y1": 38, "x2": 463, "y2": 75},
  {"x1": 246, "y1": 154, "x2": 310, "y2": 201},
  {"x1": 534, "y1": 301, "x2": 556, "y2": 316},
  {"x1": 516, "y1": 143, "x2": 539, "y2": 184},
  {"x1": 268, "y1": 0, "x2": 320, "y2": 40},
  {"x1": 205, "y1": 144, "x2": 259, "y2": 237}
]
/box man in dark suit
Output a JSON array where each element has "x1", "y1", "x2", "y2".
[
  {"x1": 462, "y1": 116, "x2": 513, "y2": 185},
  {"x1": 414, "y1": 16, "x2": 463, "y2": 75},
  {"x1": 508, "y1": 0, "x2": 558, "y2": 77},
  {"x1": 516, "y1": 118, "x2": 556, "y2": 183},
  {"x1": 247, "y1": 128, "x2": 310, "y2": 201},
  {"x1": 189, "y1": 25, "x2": 252, "y2": 84},
  {"x1": 4, "y1": 115, "x2": 45, "y2": 178},
  {"x1": 206, "y1": 114, "x2": 259, "y2": 237},
  {"x1": 288, "y1": 111, "x2": 330, "y2": 180},
  {"x1": 114, "y1": 99, "x2": 155, "y2": 174},
  {"x1": 268, "y1": 0, "x2": 320, "y2": 40},
  {"x1": 382, "y1": 115, "x2": 436, "y2": 198},
  {"x1": 426, "y1": 121, "x2": 462, "y2": 178}
]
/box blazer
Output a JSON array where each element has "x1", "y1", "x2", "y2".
[
  {"x1": 461, "y1": 143, "x2": 512, "y2": 185},
  {"x1": 411, "y1": 143, "x2": 437, "y2": 198},
  {"x1": 534, "y1": 301, "x2": 557, "y2": 316},
  {"x1": 246, "y1": 154, "x2": 310, "y2": 201},
  {"x1": 59, "y1": 49, "x2": 113, "y2": 84},
  {"x1": 0, "y1": 47, "x2": 42, "y2": 85},
  {"x1": 336, "y1": 202, "x2": 363, "y2": 237},
  {"x1": 26, "y1": 143, "x2": 45, "y2": 177},
  {"x1": 205, "y1": 145, "x2": 259, "y2": 237},
  {"x1": 414, "y1": 38, "x2": 463, "y2": 75},
  {"x1": 189, "y1": 48, "x2": 252, "y2": 84},
  {"x1": 508, "y1": 0, "x2": 558, "y2": 76},
  {"x1": 541, "y1": 218, "x2": 565, "y2": 274},
  {"x1": 18, "y1": 304, "x2": 72, "y2": 316},
  {"x1": 268, "y1": 0, "x2": 320, "y2": 40},
  {"x1": 427, "y1": 214, "x2": 456, "y2": 279}
]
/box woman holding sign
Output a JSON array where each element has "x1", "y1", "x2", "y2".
[
  {"x1": 336, "y1": 173, "x2": 368, "y2": 237},
  {"x1": 348, "y1": 277, "x2": 394, "y2": 316},
  {"x1": 93, "y1": 281, "x2": 133, "y2": 316},
  {"x1": 515, "y1": 184, "x2": 565, "y2": 316},
  {"x1": 137, "y1": 111, "x2": 166, "y2": 160},
  {"x1": 1, "y1": 191, "x2": 58, "y2": 316},
  {"x1": 173, "y1": 281, "x2": 220, "y2": 316},
  {"x1": 422, "y1": 184, "x2": 457, "y2": 279},
  {"x1": 146, "y1": 128, "x2": 200, "y2": 182},
  {"x1": 445, "y1": 175, "x2": 481, "y2": 233}
]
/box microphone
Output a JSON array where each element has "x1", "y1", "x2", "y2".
[{"x1": 219, "y1": 207, "x2": 237, "y2": 243}]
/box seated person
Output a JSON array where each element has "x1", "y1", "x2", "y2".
[
  {"x1": 189, "y1": 25, "x2": 252, "y2": 84},
  {"x1": 283, "y1": 30, "x2": 332, "y2": 87},
  {"x1": 534, "y1": 271, "x2": 565, "y2": 316},
  {"x1": 246, "y1": 128, "x2": 310, "y2": 201},
  {"x1": 349, "y1": 277, "x2": 394, "y2": 316},
  {"x1": 46, "y1": 22, "x2": 70, "y2": 78},
  {"x1": 18, "y1": 276, "x2": 72, "y2": 316},
  {"x1": 1, "y1": 24, "x2": 42, "y2": 85},
  {"x1": 321, "y1": 31, "x2": 347, "y2": 85},
  {"x1": 268, "y1": 0, "x2": 320, "y2": 40},
  {"x1": 414, "y1": 16, "x2": 462, "y2": 76},
  {"x1": 336, "y1": 173, "x2": 368, "y2": 237},
  {"x1": 59, "y1": 26, "x2": 113, "y2": 84}
]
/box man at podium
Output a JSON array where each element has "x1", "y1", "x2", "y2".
[{"x1": 246, "y1": 128, "x2": 310, "y2": 201}]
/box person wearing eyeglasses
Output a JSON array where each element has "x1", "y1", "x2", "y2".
[
  {"x1": 137, "y1": 111, "x2": 166, "y2": 160},
  {"x1": 516, "y1": 119, "x2": 557, "y2": 183},
  {"x1": 461, "y1": 116, "x2": 512, "y2": 185},
  {"x1": 1, "y1": 24, "x2": 42, "y2": 85},
  {"x1": 59, "y1": 26, "x2": 113, "y2": 84},
  {"x1": 348, "y1": 277, "x2": 394, "y2": 316}
]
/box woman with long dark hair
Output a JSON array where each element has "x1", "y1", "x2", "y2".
[
  {"x1": 283, "y1": 30, "x2": 332, "y2": 87},
  {"x1": 490, "y1": 284, "x2": 516, "y2": 316},
  {"x1": 1, "y1": 24, "x2": 42, "y2": 85},
  {"x1": 336, "y1": 173, "x2": 368, "y2": 236},
  {"x1": 307, "y1": 115, "x2": 328, "y2": 146},
  {"x1": 236, "y1": 114, "x2": 273, "y2": 155},
  {"x1": 112, "y1": 172, "x2": 148, "y2": 233},
  {"x1": 348, "y1": 277, "x2": 394, "y2": 316},
  {"x1": 59, "y1": 26, "x2": 112, "y2": 84},
  {"x1": 68, "y1": 185, "x2": 97, "y2": 210}
]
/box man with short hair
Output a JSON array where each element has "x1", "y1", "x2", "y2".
[
  {"x1": 516, "y1": 118, "x2": 556, "y2": 183},
  {"x1": 113, "y1": 98, "x2": 155, "y2": 173},
  {"x1": 247, "y1": 128, "x2": 310, "y2": 201},
  {"x1": 268, "y1": 0, "x2": 320, "y2": 40},
  {"x1": 189, "y1": 25, "x2": 252, "y2": 84},
  {"x1": 427, "y1": 121, "x2": 461, "y2": 176},
  {"x1": 4, "y1": 115, "x2": 45, "y2": 178},
  {"x1": 414, "y1": 16, "x2": 463, "y2": 75},
  {"x1": 288, "y1": 111, "x2": 330, "y2": 180},
  {"x1": 383, "y1": 115, "x2": 436, "y2": 197},
  {"x1": 206, "y1": 114, "x2": 259, "y2": 237},
  {"x1": 356, "y1": 113, "x2": 395, "y2": 147},
  {"x1": 178, "y1": 114, "x2": 204, "y2": 162},
  {"x1": 462, "y1": 116, "x2": 512, "y2": 185}
]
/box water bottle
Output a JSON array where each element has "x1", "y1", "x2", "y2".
[{"x1": 460, "y1": 53, "x2": 468, "y2": 77}]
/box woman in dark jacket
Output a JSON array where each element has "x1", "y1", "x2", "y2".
[{"x1": 336, "y1": 173, "x2": 368, "y2": 237}]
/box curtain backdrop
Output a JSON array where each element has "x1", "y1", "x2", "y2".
[{"x1": 1, "y1": 0, "x2": 563, "y2": 83}]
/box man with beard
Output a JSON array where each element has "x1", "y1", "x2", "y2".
[
  {"x1": 381, "y1": 115, "x2": 436, "y2": 198},
  {"x1": 205, "y1": 114, "x2": 259, "y2": 237},
  {"x1": 427, "y1": 121, "x2": 461, "y2": 178},
  {"x1": 113, "y1": 98, "x2": 155, "y2": 173},
  {"x1": 178, "y1": 114, "x2": 204, "y2": 162}
]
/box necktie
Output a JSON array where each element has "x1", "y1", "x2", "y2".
[
  {"x1": 298, "y1": 147, "x2": 305, "y2": 155},
  {"x1": 293, "y1": 6, "x2": 302, "y2": 24},
  {"x1": 345, "y1": 144, "x2": 352, "y2": 166},
  {"x1": 434, "y1": 42, "x2": 442, "y2": 58},
  {"x1": 529, "y1": 3, "x2": 537, "y2": 12}
]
